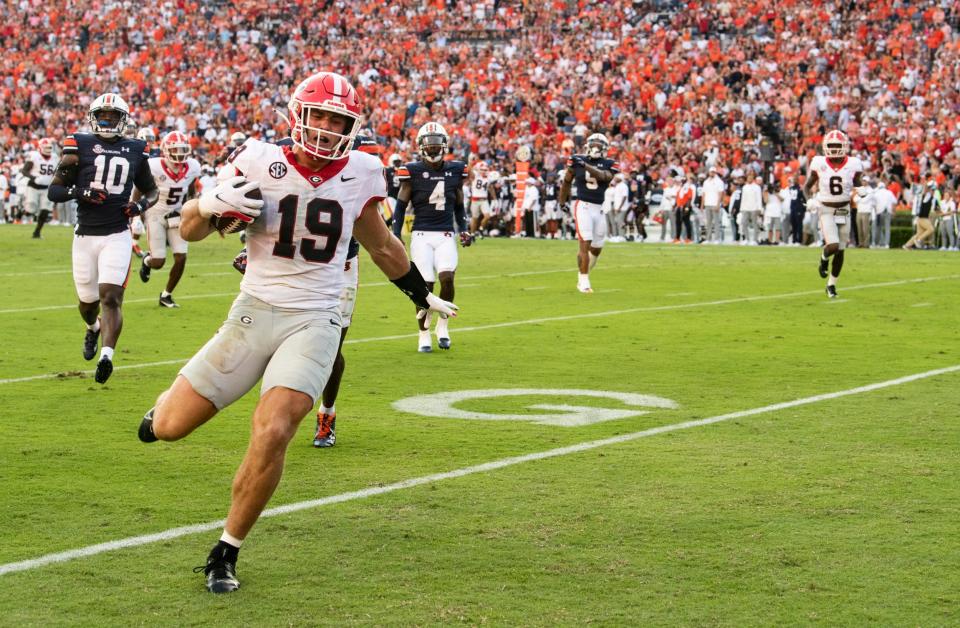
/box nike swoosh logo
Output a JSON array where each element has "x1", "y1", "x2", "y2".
[
  {"x1": 215, "y1": 193, "x2": 229, "y2": 205},
  {"x1": 341, "y1": 176, "x2": 356, "y2": 182}
]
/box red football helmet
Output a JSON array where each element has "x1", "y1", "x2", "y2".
[
  {"x1": 822, "y1": 130, "x2": 849, "y2": 159},
  {"x1": 288, "y1": 72, "x2": 362, "y2": 161},
  {"x1": 161, "y1": 131, "x2": 191, "y2": 163},
  {"x1": 38, "y1": 138, "x2": 55, "y2": 157}
]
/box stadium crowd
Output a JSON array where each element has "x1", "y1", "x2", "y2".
[{"x1": 1, "y1": 0, "x2": 959, "y2": 248}]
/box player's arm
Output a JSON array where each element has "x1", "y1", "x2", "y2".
[
  {"x1": 582, "y1": 162, "x2": 615, "y2": 184},
  {"x1": 558, "y1": 168, "x2": 574, "y2": 205},
  {"x1": 47, "y1": 154, "x2": 106, "y2": 204},
  {"x1": 186, "y1": 179, "x2": 198, "y2": 201},
  {"x1": 182, "y1": 175, "x2": 263, "y2": 241},
  {"x1": 391, "y1": 180, "x2": 412, "y2": 238},
  {"x1": 20, "y1": 160, "x2": 34, "y2": 183},
  {"x1": 354, "y1": 198, "x2": 457, "y2": 317},
  {"x1": 126, "y1": 160, "x2": 159, "y2": 216},
  {"x1": 802, "y1": 170, "x2": 818, "y2": 201},
  {"x1": 454, "y1": 186, "x2": 467, "y2": 232}
]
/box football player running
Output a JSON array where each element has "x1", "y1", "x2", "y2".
[
  {"x1": 391, "y1": 122, "x2": 472, "y2": 352},
  {"x1": 22, "y1": 138, "x2": 58, "y2": 239},
  {"x1": 136, "y1": 72, "x2": 457, "y2": 594},
  {"x1": 48, "y1": 94, "x2": 159, "y2": 384},
  {"x1": 559, "y1": 133, "x2": 617, "y2": 293},
  {"x1": 469, "y1": 160, "x2": 495, "y2": 235},
  {"x1": 803, "y1": 130, "x2": 865, "y2": 298},
  {"x1": 137, "y1": 131, "x2": 201, "y2": 308},
  {"x1": 129, "y1": 127, "x2": 158, "y2": 257}
]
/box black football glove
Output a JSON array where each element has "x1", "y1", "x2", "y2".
[
  {"x1": 233, "y1": 248, "x2": 247, "y2": 275},
  {"x1": 72, "y1": 186, "x2": 108, "y2": 204},
  {"x1": 459, "y1": 231, "x2": 475, "y2": 247},
  {"x1": 567, "y1": 155, "x2": 584, "y2": 167},
  {"x1": 123, "y1": 199, "x2": 148, "y2": 218}
]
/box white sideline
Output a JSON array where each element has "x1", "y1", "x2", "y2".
[
  {"x1": 1, "y1": 274, "x2": 958, "y2": 385},
  {"x1": 0, "y1": 363, "x2": 957, "y2": 577}
]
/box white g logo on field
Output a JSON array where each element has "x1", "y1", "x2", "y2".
[{"x1": 393, "y1": 389, "x2": 678, "y2": 427}]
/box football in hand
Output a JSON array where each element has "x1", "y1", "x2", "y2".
[{"x1": 211, "y1": 187, "x2": 261, "y2": 234}]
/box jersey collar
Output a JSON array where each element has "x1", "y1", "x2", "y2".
[
  {"x1": 161, "y1": 159, "x2": 188, "y2": 182},
  {"x1": 283, "y1": 145, "x2": 349, "y2": 188},
  {"x1": 826, "y1": 157, "x2": 848, "y2": 171}
]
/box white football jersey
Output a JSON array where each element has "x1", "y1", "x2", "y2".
[
  {"x1": 810, "y1": 155, "x2": 863, "y2": 205},
  {"x1": 25, "y1": 151, "x2": 58, "y2": 186},
  {"x1": 148, "y1": 157, "x2": 201, "y2": 214},
  {"x1": 470, "y1": 172, "x2": 491, "y2": 200},
  {"x1": 220, "y1": 139, "x2": 386, "y2": 310}
]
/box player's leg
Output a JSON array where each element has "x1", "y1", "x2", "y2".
[
  {"x1": 200, "y1": 317, "x2": 338, "y2": 592},
  {"x1": 434, "y1": 234, "x2": 458, "y2": 349},
  {"x1": 314, "y1": 258, "x2": 358, "y2": 447},
  {"x1": 32, "y1": 193, "x2": 52, "y2": 238},
  {"x1": 818, "y1": 213, "x2": 840, "y2": 278},
  {"x1": 91, "y1": 232, "x2": 134, "y2": 383},
  {"x1": 161, "y1": 221, "x2": 188, "y2": 307},
  {"x1": 140, "y1": 211, "x2": 167, "y2": 282},
  {"x1": 73, "y1": 234, "x2": 103, "y2": 361},
  {"x1": 410, "y1": 232, "x2": 436, "y2": 351}
]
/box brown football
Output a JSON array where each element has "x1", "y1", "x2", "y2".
[{"x1": 210, "y1": 187, "x2": 261, "y2": 234}]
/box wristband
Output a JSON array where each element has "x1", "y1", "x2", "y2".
[{"x1": 390, "y1": 262, "x2": 430, "y2": 309}]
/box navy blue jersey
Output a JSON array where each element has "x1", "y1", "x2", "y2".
[
  {"x1": 571, "y1": 156, "x2": 618, "y2": 204},
  {"x1": 398, "y1": 160, "x2": 466, "y2": 232},
  {"x1": 384, "y1": 166, "x2": 403, "y2": 199},
  {"x1": 62, "y1": 133, "x2": 154, "y2": 235}
]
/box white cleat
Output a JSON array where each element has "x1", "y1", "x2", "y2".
[{"x1": 418, "y1": 330, "x2": 432, "y2": 353}]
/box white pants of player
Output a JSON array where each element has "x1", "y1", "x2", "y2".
[
  {"x1": 24, "y1": 186, "x2": 52, "y2": 216},
  {"x1": 145, "y1": 209, "x2": 188, "y2": 258},
  {"x1": 72, "y1": 230, "x2": 133, "y2": 303},
  {"x1": 340, "y1": 256, "x2": 359, "y2": 327},
  {"x1": 469, "y1": 198, "x2": 489, "y2": 219},
  {"x1": 819, "y1": 210, "x2": 850, "y2": 250},
  {"x1": 410, "y1": 230, "x2": 458, "y2": 282},
  {"x1": 574, "y1": 200, "x2": 606, "y2": 247}
]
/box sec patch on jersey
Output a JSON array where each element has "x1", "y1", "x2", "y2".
[{"x1": 211, "y1": 187, "x2": 261, "y2": 234}]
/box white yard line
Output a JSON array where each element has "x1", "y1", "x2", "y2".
[
  {"x1": 0, "y1": 363, "x2": 956, "y2": 577},
  {"x1": 2, "y1": 274, "x2": 958, "y2": 385}
]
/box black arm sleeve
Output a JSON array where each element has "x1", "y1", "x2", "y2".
[
  {"x1": 392, "y1": 198, "x2": 409, "y2": 237},
  {"x1": 134, "y1": 159, "x2": 159, "y2": 208},
  {"x1": 390, "y1": 262, "x2": 431, "y2": 309},
  {"x1": 48, "y1": 184, "x2": 76, "y2": 203},
  {"x1": 454, "y1": 191, "x2": 467, "y2": 232}
]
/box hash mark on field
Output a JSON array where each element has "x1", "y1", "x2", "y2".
[
  {"x1": 0, "y1": 364, "x2": 957, "y2": 577},
  {"x1": 2, "y1": 274, "x2": 959, "y2": 384},
  {"x1": 522, "y1": 286, "x2": 547, "y2": 291},
  {"x1": 666, "y1": 292, "x2": 696, "y2": 297},
  {"x1": 911, "y1": 303, "x2": 933, "y2": 308}
]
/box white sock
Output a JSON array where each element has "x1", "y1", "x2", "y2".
[
  {"x1": 220, "y1": 530, "x2": 244, "y2": 548},
  {"x1": 87, "y1": 319, "x2": 100, "y2": 332},
  {"x1": 436, "y1": 315, "x2": 449, "y2": 338},
  {"x1": 319, "y1": 404, "x2": 335, "y2": 415},
  {"x1": 578, "y1": 272, "x2": 589, "y2": 284},
  {"x1": 588, "y1": 252, "x2": 599, "y2": 270},
  {"x1": 827, "y1": 275, "x2": 837, "y2": 287},
  {"x1": 161, "y1": 290, "x2": 171, "y2": 298},
  {"x1": 100, "y1": 346, "x2": 114, "y2": 361}
]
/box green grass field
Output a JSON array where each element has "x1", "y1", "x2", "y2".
[{"x1": 0, "y1": 223, "x2": 958, "y2": 626}]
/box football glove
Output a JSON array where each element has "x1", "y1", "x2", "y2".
[
  {"x1": 123, "y1": 199, "x2": 148, "y2": 219},
  {"x1": 416, "y1": 293, "x2": 458, "y2": 319},
  {"x1": 459, "y1": 231, "x2": 475, "y2": 247},
  {"x1": 73, "y1": 186, "x2": 108, "y2": 204},
  {"x1": 232, "y1": 248, "x2": 247, "y2": 275},
  {"x1": 567, "y1": 155, "x2": 584, "y2": 167},
  {"x1": 198, "y1": 175, "x2": 263, "y2": 221}
]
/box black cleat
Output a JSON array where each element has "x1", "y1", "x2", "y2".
[
  {"x1": 83, "y1": 327, "x2": 100, "y2": 361},
  {"x1": 94, "y1": 357, "x2": 113, "y2": 384},
  {"x1": 826, "y1": 285, "x2": 838, "y2": 299},
  {"x1": 438, "y1": 337, "x2": 451, "y2": 350},
  {"x1": 158, "y1": 294, "x2": 179, "y2": 308},
  {"x1": 818, "y1": 258, "x2": 829, "y2": 279},
  {"x1": 138, "y1": 408, "x2": 158, "y2": 443},
  {"x1": 139, "y1": 260, "x2": 151, "y2": 283},
  {"x1": 195, "y1": 548, "x2": 240, "y2": 593}
]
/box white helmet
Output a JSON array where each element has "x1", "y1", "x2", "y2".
[
  {"x1": 137, "y1": 127, "x2": 156, "y2": 143},
  {"x1": 388, "y1": 153, "x2": 403, "y2": 168},
  {"x1": 416, "y1": 122, "x2": 448, "y2": 165},
  {"x1": 822, "y1": 130, "x2": 849, "y2": 159},
  {"x1": 230, "y1": 131, "x2": 247, "y2": 147},
  {"x1": 87, "y1": 93, "x2": 130, "y2": 139},
  {"x1": 585, "y1": 133, "x2": 609, "y2": 159},
  {"x1": 160, "y1": 131, "x2": 191, "y2": 164}
]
